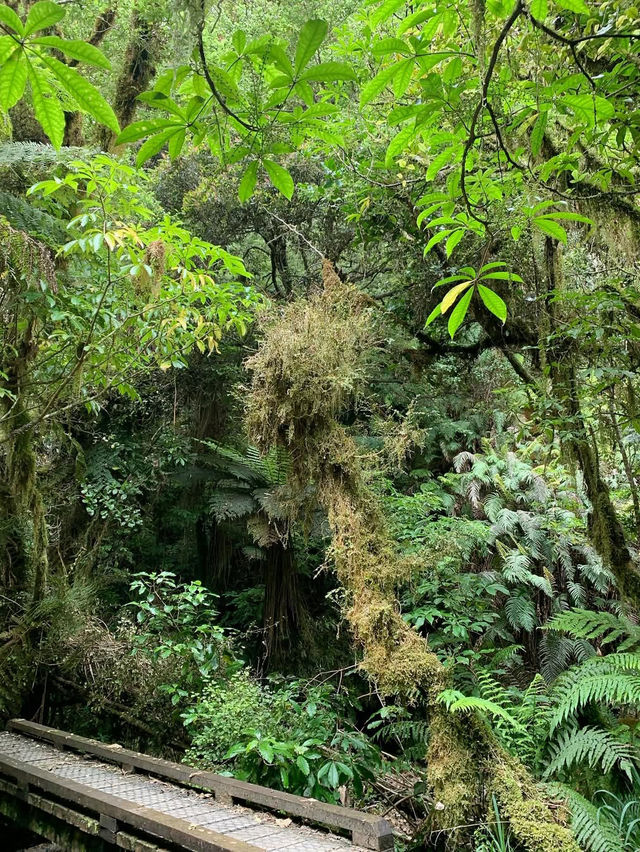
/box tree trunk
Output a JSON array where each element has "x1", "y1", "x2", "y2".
[
  {"x1": 262, "y1": 541, "x2": 300, "y2": 667},
  {"x1": 1, "y1": 323, "x2": 48, "y2": 601},
  {"x1": 608, "y1": 385, "x2": 640, "y2": 537},
  {"x1": 99, "y1": 6, "x2": 162, "y2": 150},
  {"x1": 543, "y1": 238, "x2": 640, "y2": 603}
]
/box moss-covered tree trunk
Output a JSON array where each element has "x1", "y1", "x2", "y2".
[
  {"x1": 245, "y1": 262, "x2": 579, "y2": 852},
  {"x1": 1, "y1": 324, "x2": 48, "y2": 602},
  {"x1": 544, "y1": 238, "x2": 640, "y2": 603},
  {"x1": 100, "y1": 5, "x2": 163, "y2": 150}
]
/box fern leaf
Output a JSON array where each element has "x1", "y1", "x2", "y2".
[
  {"x1": 546, "y1": 783, "x2": 626, "y2": 852},
  {"x1": 544, "y1": 726, "x2": 637, "y2": 780},
  {"x1": 547, "y1": 608, "x2": 640, "y2": 651},
  {"x1": 550, "y1": 656, "x2": 640, "y2": 732},
  {"x1": 440, "y1": 692, "x2": 525, "y2": 731}
]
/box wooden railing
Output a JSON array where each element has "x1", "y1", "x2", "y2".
[{"x1": 7, "y1": 719, "x2": 395, "y2": 851}]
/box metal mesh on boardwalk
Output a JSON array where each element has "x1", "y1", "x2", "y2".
[{"x1": 0, "y1": 731, "x2": 367, "y2": 851}]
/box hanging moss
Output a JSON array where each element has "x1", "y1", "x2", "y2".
[{"x1": 245, "y1": 263, "x2": 578, "y2": 849}]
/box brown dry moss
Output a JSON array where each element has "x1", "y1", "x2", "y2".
[{"x1": 245, "y1": 262, "x2": 578, "y2": 849}]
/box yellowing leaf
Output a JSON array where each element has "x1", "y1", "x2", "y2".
[{"x1": 441, "y1": 279, "x2": 473, "y2": 314}]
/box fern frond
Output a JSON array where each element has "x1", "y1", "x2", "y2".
[
  {"x1": 483, "y1": 492, "x2": 505, "y2": 523},
  {"x1": 544, "y1": 726, "x2": 637, "y2": 780},
  {"x1": 373, "y1": 719, "x2": 430, "y2": 745},
  {"x1": 208, "y1": 490, "x2": 256, "y2": 521},
  {"x1": 505, "y1": 594, "x2": 536, "y2": 632},
  {"x1": 439, "y1": 690, "x2": 525, "y2": 731},
  {"x1": 0, "y1": 141, "x2": 92, "y2": 167},
  {"x1": 477, "y1": 669, "x2": 514, "y2": 708},
  {"x1": 547, "y1": 609, "x2": 640, "y2": 651},
  {"x1": 550, "y1": 656, "x2": 640, "y2": 731},
  {"x1": 453, "y1": 451, "x2": 475, "y2": 472},
  {"x1": 546, "y1": 783, "x2": 626, "y2": 852},
  {"x1": 0, "y1": 190, "x2": 67, "y2": 244},
  {"x1": 540, "y1": 633, "x2": 578, "y2": 682}
]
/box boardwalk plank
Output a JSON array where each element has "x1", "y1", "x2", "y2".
[
  {"x1": 0, "y1": 730, "x2": 381, "y2": 851},
  {"x1": 7, "y1": 719, "x2": 394, "y2": 850}
]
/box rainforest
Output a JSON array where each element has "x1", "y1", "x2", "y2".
[{"x1": 0, "y1": 0, "x2": 639, "y2": 849}]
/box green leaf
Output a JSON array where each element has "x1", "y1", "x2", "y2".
[
  {"x1": 530, "y1": 0, "x2": 548, "y2": 17},
  {"x1": 258, "y1": 743, "x2": 274, "y2": 763},
  {"x1": 40, "y1": 55, "x2": 120, "y2": 132},
  {"x1": 0, "y1": 50, "x2": 27, "y2": 111},
  {"x1": 238, "y1": 161, "x2": 259, "y2": 202},
  {"x1": 360, "y1": 62, "x2": 401, "y2": 107},
  {"x1": 425, "y1": 302, "x2": 442, "y2": 327},
  {"x1": 445, "y1": 228, "x2": 465, "y2": 258},
  {"x1": 168, "y1": 127, "x2": 185, "y2": 159},
  {"x1": 393, "y1": 57, "x2": 414, "y2": 98},
  {"x1": 448, "y1": 286, "x2": 474, "y2": 338},
  {"x1": 32, "y1": 36, "x2": 111, "y2": 69},
  {"x1": 295, "y1": 755, "x2": 310, "y2": 775},
  {"x1": 477, "y1": 284, "x2": 507, "y2": 322},
  {"x1": 385, "y1": 122, "x2": 417, "y2": 167},
  {"x1": 442, "y1": 56, "x2": 462, "y2": 84},
  {"x1": 533, "y1": 216, "x2": 567, "y2": 243},
  {"x1": 426, "y1": 145, "x2": 460, "y2": 181},
  {"x1": 0, "y1": 5, "x2": 24, "y2": 34},
  {"x1": 424, "y1": 229, "x2": 453, "y2": 254},
  {"x1": 530, "y1": 110, "x2": 547, "y2": 156},
  {"x1": 294, "y1": 19, "x2": 327, "y2": 74},
  {"x1": 27, "y1": 61, "x2": 64, "y2": 148},
  {"x1": 232, "y1": 30, "x2": 246, "y2": 54},
  {"x1": 135, "y1": 127, "x2": 178, "y2": 166},
  {"x1": 300, "y1": 61, "x2": 356, "y2": 82},
  {"x1": 0, "y1": 35, "x2": 17, "y2": 66},
  {"x1": 209, "y1": 65, "x2": 239, "y2": 101},
  {"x1": 24, "y1": 1, "x2": 65, "y2": 35},
  {"x1": 371, "y1": 0, "x2": 405, "y2": 27},
  {"x1": 562, "y1": 94, "x2": 614, "y2": 124},
  {"x1": 397, "y1": 9, "x2": 432, "y2": 35},
  {"x1": 371, "y1": 37, "x2": 410, "y2": 57},
  {"x1": 538, "y1": 211, "x2": 593, "y2": 224},
  {"x1": 478, "y1": 271, "x2": 523, "y2": 282},
  {"x1": 555, "y1": 0, "x2": 589, "y2": 14},
  {"x1": 264, "y1": 160, "x2": 294, "y2": 200},
  {"x1": 115, "y1": 118, "x2": 179, "y2": 145}
]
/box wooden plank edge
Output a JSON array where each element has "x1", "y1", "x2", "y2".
[
  {"x1": 7, "y1": 719, "x2": 394, "y2": 850},
  {"x1": 0, "y1": 777, "x2": 167, "y2": 850},
  {"x1": 0, "y1": 751, "x2": 259, "y2": 852}
]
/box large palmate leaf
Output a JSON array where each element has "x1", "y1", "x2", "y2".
[{"x1": 0, "y1": 1, "x2": 117, "y2": 146}]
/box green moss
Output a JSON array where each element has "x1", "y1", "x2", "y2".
[
  {"x1": 489, "y1": 756, "x2": 580, "y2": 852},
  {"x1": 245, "y1": 263, "x2": 577, "y2": 849}
]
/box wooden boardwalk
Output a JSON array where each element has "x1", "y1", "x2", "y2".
[{"x1": 0, "y1": 720, "x2": 394, "y2": 851}]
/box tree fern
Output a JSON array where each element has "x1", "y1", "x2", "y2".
[
  {"x1": 0, "y1": 190, "x2": 67, "y2": 244},
  {"x1": 208, "y1": 489, "x2": 256, "y2": 521},
  {"x1": 0, "y1": 141, "x2": 92, "y2": 167}
]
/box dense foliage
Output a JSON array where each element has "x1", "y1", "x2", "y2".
[{"x1": 1, "y1": 0, "x2": 639, "y2": 849}]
